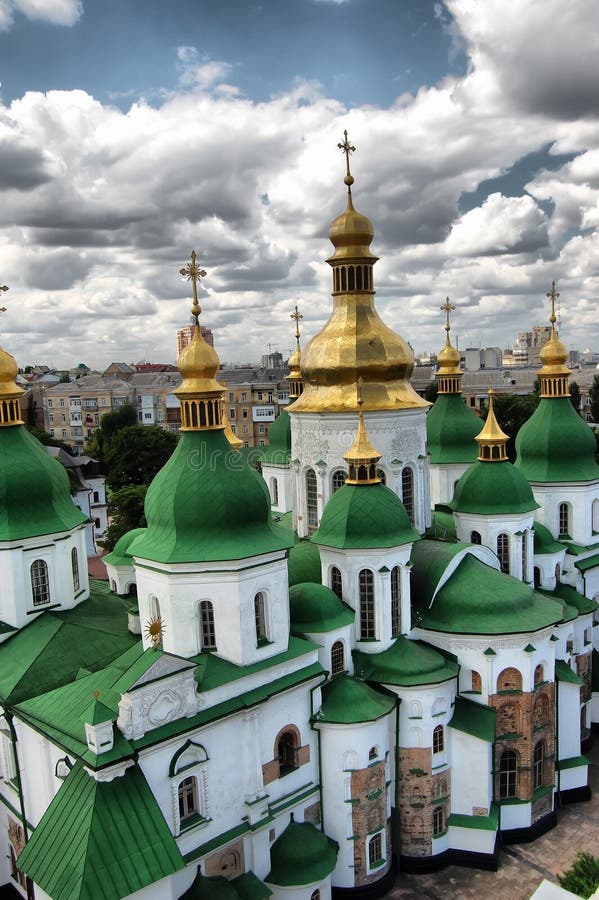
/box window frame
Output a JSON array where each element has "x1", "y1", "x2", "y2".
[
  {"x1": 31, "y1": 559, "x2": 51, "y2": 607},
  {"x1": 199, "y1": 600, "x2": 216, "y2": 651},
  {"x1": 358, "y1": 568, "x2": 375, "y2": 640}
]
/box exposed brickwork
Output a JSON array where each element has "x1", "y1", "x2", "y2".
[
  {"x1": 576, "y1": 651, "x2": 592, "y2": 704},
  {"x1": 304, "y1": 800, "x2": 321, "y2": 825},
  {"x1": 204, "y1": 839, "x2": 244, "y2": 878},
  {"x1": 350, "y1": 760, "x2": 391, "y2": 887},
  {"x1": 489, "y1": 683, "x2": 555, "y2": 808},
  {"x1": 262, "y1": 759, "x2": 279, "y2": 785},
  {"x1": 397, "y1": 746, "x2": 433, "y2": 857}
]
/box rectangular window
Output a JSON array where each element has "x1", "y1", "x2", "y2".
[
  {"x1": 241, "y1": 392, "x2": 247, "y2": 402},
  {"x1": 49, "y1": 414, "x2": 54, "y2": 423},
  {"x1": 229, "y1": 408, "x2": 235, "y2": 419},
  {"x1": 242, "y1": 409, "x2": 248, "y2": 418},
  {"x1": 47, "y1": 399, "x2": 53, "y2": 408}
]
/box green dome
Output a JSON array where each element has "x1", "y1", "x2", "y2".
[
  {"x1": 129, "y1": 429, "x2": 292, "y2": 564},
  {"x1": 103, "y1": 527, "x2": 147, "y2": 567},
  {"x1": 316, "y1": 674, "x2": 395, "y2": 723},
  {"x1": 0, "y1": 425, "x2": 86, "y2": 540},
  {"x1": 267, "y1": 816, "x2": 338, "y2": 886},
  {"x1": 451, "y1": 459, "x2": 539, "y2": 515},
  {"x1": 260, "y1": 409, "x2": 291, "y2": 464},
  {"x1": 354, "y1": 636, "x2": 459, "y2": 686},
  {"x1": 515, "y1": 397, "x2": 599, "y2": 482},
  {"x1": 287, "y1": 539, "x2": 322, "y2": 586},
  {"x1": 427, "y1": 393, "x2": 479, "y2": 464},
  {"x1": 313, "y1": 483, "x2": 419, "y2": 549},
  {"x1": 533, "y1": 522, "x2": 563, "y2": 554},
  {"x1": 289, "y1": 582, "x2": 354, "y2": 633}
]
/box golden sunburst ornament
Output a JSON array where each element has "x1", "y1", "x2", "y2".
[{"x1": 144, "y1": 616, "x2": 165, "y2": 649}]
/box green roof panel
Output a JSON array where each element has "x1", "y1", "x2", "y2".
[
  {"x1": 289, "y1": 582, "x2": 354, "y2": 633},
  {"x1": 515, "y1": 397, "x2": 599, "y2": 483},
  {"x1": 315, "y1": 674, "x2": 395, "y2": 724},
  {"x1": 450, "y1": 696, "x2": 495, "y2": 742},
  {"x1": 267, "y1": 817, "x2": 338, "y2": 886},
  {"x1": 426, "y1": 393, "x2": 480, "y2": 464},
  {"x1": 353, "y1": 636, "x2": 459, "y2": 687},
  {"x1": 451, "y1": 459, "x2": 538, "y2": 515},
  {"x1": 313, "y1": 482, "x2": 419, "y2": 550}
]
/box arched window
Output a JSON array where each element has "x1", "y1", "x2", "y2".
[
  {"x1": 555, "y1": 563, "x2": 561, "y2": 585},
  {"x1": 497, "y1": 533, "x2": 510, "y2": 574},
  {"x1": 534, "y1": 664, "x2": 544, "y2": 686},
  {"x1": 310, "y1": 891, "x2": 321, "y2": 900},
  {"x1": 534, "y1": 566, "x2": 541, "y2": 587},
  {"x1": 559, "y1": 502, "x2": 569, "y2": 537},
  {"x1": 359, "y1": 569, "x2": 375, "y2": 639},
  {"x1": 499, "y1": 749, "x2": 518, "y2": 798},
  {"x1": 470, "y1": 530, "x2": 482, "y2": 545},
  {"x1": 533, "y1": 741, "x2": 545, "y2": 790},
  {"x1": 31, "y1": 560, "x2": 50, "y2": 606},
  {"x1": 306, "y1": 469, "x2": 318, "y2": 532},
  {"x1": 331, "y1": 640, "x2": 345, "y2": 675},
  {"x1": 178, "y1": 776, "x2": 199, "y2": 822},
  {"x1": 497, "y1": 667, "x2": 522, "y2": 692},
  {"x1": 277, "y1": 728, "x2": 300, "y2": 775},
  {"x1": 432, "y1": 806, "x2": 444, "y2": 836},
  {"x1": 330, "y1": 566, "x2": 343, "y2": 600},
  {"x1": 471, "y1": 670, "x2": 482, "y2": 692},
  {"x1": 369, "y1": 745, "x2": 379, "y2": 761},
  {"x1": 432, "y1": 725, "x2": 444, "y2": 754},
  {"x1": 401, "y1": 467, "x2": 415, "y2": 525},
  {"x1": 71, "y1": 547, "x2": 80, "y2": 593},
  {"x1": 199, "y1": 601, "x2": 216, "y2": 651},
  {"x1": 391, "y1": 566, "x2": 401, "y2": 636},
  {"x1": 254, "y1": 592, "x2": 267, "y2": 644},
  {"x1": 270, "y1": 478, "x2": 278, "y2": 506},
  {"x1": 522, "y1": 529, "x2": 528, "y2": 580},
  {"x1": 331, "y1": 469, "x2": 346, "y2": 494},
  {"x1": 368, "y1": 832, "x2": 383, "y2": 869}
]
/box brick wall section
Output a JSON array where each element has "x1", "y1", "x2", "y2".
[
  {"x1": 350, "y1": 760, "x2": 391, "y2": 887},
  {"x1": 577, "y1": 651, "x2": 592, "y2": 703},
  {"x1": 397, "y1": 747, "x2": 433, "y2": 857},
  {"x1": 488, "y1": 684, "x2": 555, "y2": 816},
  {"x1": 261, "y1": 743, "x2": 310, "y2": 785}
]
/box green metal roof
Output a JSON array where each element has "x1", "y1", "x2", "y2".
[
  {"x1": 515, "y1": 397, "x2": 599, "y2": 483},
  {"x1": 103, "y1": 527, "x2": 147, "y2": 567},
  {"x1": 353, "y1": 636, "x2": 459, "y2": 687},
  {"x1": 574, "y1": 552, "x2": 599, "y2": 573},
  {"x1": 314, "y1": 674, "x2": 395, "y2": 724},
  {"x1": 130, "y1": 429, "x2": 293, "y2": 564},
  {"x1": 426, "y1": 393, "x2": 480, "y2": 464},
  {"x1": 289, "y1": 582, "x2": 354, "y2": 633},
  {"x1": 18, "y1": 762, "x2": 185, "y2": 900},
  {"x1": 533, "y1": 522, "x2": 563, "y2": 554},
  {"x1": 450, "y1": 696, "x2": 495, "y2": 742},
  {"x1": 540, "y1": 583, "x2": 598, "y2": 615},
  {"x1": 260, "y1": 409, "x2": 291, "y2": 465},
  {"x1": 0, "y1": 425, "x2": 87, "y2": 540},
  {"x1": 0, "y1": 581, "x2": 137, "y2": 706},
  {"x1": 555, "y1": 659, "x2": 584, "y2": 685},
  {"x1": 267, "y1": 816, "x2": 338, "y2": 886},
  {"x1": 287, "y1": 539, "x2": 322, "y2": 586},
  {"x1": 451, "y1": 459, "x2": 538, "y2": 515},
  {"x1": 447, "y1": 805, "x2": 499, "y2": 832},
  {"x1": 411, "y1": 543, "x2": 565, "y2": 635},
  {"x1": 428, "y1": 508, "x2": 458, "y2": 543},
  {"x1": 313, "y1": 482, "x2": 419, "y2": 550}
]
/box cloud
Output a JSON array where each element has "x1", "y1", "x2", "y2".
[
  {"x1": 445, "y1": 193, "x2": 548, "y2": 257},
  {"x1": 0, "y1": 0, "x2": 81, "y2": 30},
  {"x1": 176, "y1": 47, "x2": 234, "y2": 91}
]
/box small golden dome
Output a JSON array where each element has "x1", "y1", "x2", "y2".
[
  {"x1": 537, "y1": 281, "x2": 571, "y2": 398},
  {"x1": 328, "y1": 194, "x2": 377, "y2": 263},
  {"x1": 343, "y1": 393, "x2": 382, "y2": 484},
  {"x1": 0, "y1": 345, "x2": 23, "y2": 400},
  {"x1": 476, "y1": 390, "x2": 508, "y2": 462},
  {"x1": 539, "y1": 332, "x2": 568, "y2": 370},
  {"x1": 176, "y1": 325, "x2": 222, "y2": 397},
  {"x1": 437, "y1": 339, "x2": 461, "y2": 374}
]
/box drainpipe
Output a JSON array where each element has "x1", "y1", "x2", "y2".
[
  {"x1": 393, "y1": 697, "x2": 401, "y2": 874},
  {"x1": 5, "y1": 710, "x2": 29, "y2": 841},
  {"x1": 309, "y1": 678, "x2": 328, "y2": 834}
]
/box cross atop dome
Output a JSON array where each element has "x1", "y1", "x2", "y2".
[
  {"x1": 179, "y1": 251, "x2": 207, "y2": 325},
  {"x1": 337, "y1": 129, "x2": 356, "y2": 192}
]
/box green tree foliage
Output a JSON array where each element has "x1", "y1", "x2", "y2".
[
  {"x1": 26, "y1": 425, "x2": 72, "y2": 454},
  {"x1": 558, "y1": 851, "x2": 599, "y2": 898},
  {"x1": 104, "y1": 484, "x2": 147, "y2": 551},
  {"x1": 104, "y1": 425, "x2": 177, "y2": 490},
  {"x1": 589, "y1": 375, "x2": 599, "y2": 424},
  {"x1": 482, "y1": 392, "x2": 540, "y2": 462},
  {"x1": 423, "y1": 381, "x2": 439, "y2": 403},
  {"x1": 569, "y1": 380, "x2": 582, "y2": 414},
  {"x1": 83, "y1": 403, "x2": 138, "y2": 460}
]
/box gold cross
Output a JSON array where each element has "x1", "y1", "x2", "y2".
[
  {"x1": 440, "y1": 296, "x2": 456, "y2": 335},
  {"x1": 179, "y1": 251, "x2": 207, "y2": 323},
  {"x1": 546, "y1": 280, "x2": 560, "y2": 325},
  {"x1": 337, "y1": 129, "x2": 356, "y2": 181},
  {"x1": 290, "y1": 304, "x2": 303, "y2": 347}
]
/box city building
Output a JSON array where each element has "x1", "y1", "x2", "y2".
[
  {"x1": 177, "y1": 324, "x2": 214, "y2": 356},
  {"x1": 0, "y1": 140, "x2": 596, "y2": 900}
]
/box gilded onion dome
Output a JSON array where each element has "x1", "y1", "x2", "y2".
[
  {"x1": 475, "y1": 389, "x2": 508, "y2": 463},
  {"x1": 287, "y1": 304, "x2": 304, "y2": 400},
  {"x1": 289, "y1": 132, "x2": 427, "y2": 414},
  {"x1": 537, "y1": 281, "x2": 570, "y2": 398}
]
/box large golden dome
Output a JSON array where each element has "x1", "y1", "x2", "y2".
[{"x1": 289, "y1": 133, "x2": 427, "y2": 414}]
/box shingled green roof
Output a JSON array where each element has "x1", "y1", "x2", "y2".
[
  {"x1": 516, "y1": 397, "x2": 599, "y2": 482},
  {"x1": 102, "y1": 527, "x2": 147, "y2": 567},
  {"x1": 450, "y1": 696, "x2": 495, "y2": 742},
  {"x1": 533, "y1": 522, "x2": 564, "y2": 554},
  {"x1": 287, "y1": 539, "x2": 322, "y2": 586},
  {"x1": 260, "y1": 409, "x2": 291, "y2": 465},
  {"x1": 411, "y1": 542, "x2": 565, "y2": 635},
  {"x1": 289, "y1": 582, "x2": 354, "y2": 633},
  {"x1": 18, "y1": 762, "x2": 185, "y2": 900},
  {"x1": 0, "y1": 424, "x2": 87, "y2": 540},
  {"x1": 539, "y1": 582, "x2": 598, "y2": 615},
  {"x1": 180, "y1": 868, "x2": 272, "y2": 899},
  {"x1": 315, "y1": 674, "x2": 395, "y2": 724},
  {"x1": 426, "y1": 393, "x2": 480, "y2": 464},
  {"x1": 555, "y1": 659, "x2": 583, "y2": 685},
  {"x1": 354, "y1": 635, "x2": 459, "y2": 686},
  {"x1": 313, "y1": 482, "x2": 419, "y2": 549},
  {"x1": 451, "y1": 459, "x2": 538, "y2": 515},
  {"x1": 267, "y1": 816, "x2": 338, "y2": 886},
  {"x1": 129, "y1": 429, "x2": 292, "y2": 564}
]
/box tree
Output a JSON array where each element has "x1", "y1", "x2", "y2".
[
  {"x1": 83, "y1": 403, "x2": 138, "y2": 460},
  {"x1": 26, "y1": 425, "x2": 72, "y2": 454},
  {"x1": 558, "y1": 851, "x2": 599, "y2": 898},
  {"x1": 423, "y1": 381, "x2": 438, "y2": 403},
  {"x1": 569, "y1": 380, "x2": 582, "y2": 414},
  {"x1": 589, "y1": 375, "x2": 599, "y2": 424},
  {"x1": 482, "y1": 392, "x2": 540, "y2": 463},
  {"x1": 104, "y1": 425, "x2": 178, "y2": 490},
  {"x1": 104, "y1": 484, "x2": 147, "y2": 550}
]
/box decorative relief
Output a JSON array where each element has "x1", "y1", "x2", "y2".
[
  {"x1": 118, "y1": 671, "x2": 198, "y2": 739},
  {"x1": 147, "y1": 690, "x2": 182, "y2": 725}
]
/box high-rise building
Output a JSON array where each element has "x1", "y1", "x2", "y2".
[{"x1": 177, "y1": 323, "x2": 214, "y2": 356}]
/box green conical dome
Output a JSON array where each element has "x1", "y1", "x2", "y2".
[
  {"x1": 316, "y1": 674, "x2": 395, "y2": 723},
  {"x1": 129, "y1": 429, "x2": 292, "y2": 564},
  {"x1": 260, "y1": 409, "x2": 291, "y2": 464},
  {"x1": 289, "y1": 582, "x2": 354, "y2": 633},
  {"x1": 426, "y1": 393, "x2": 479, "y2": 464},
  {"x1": 313, "y1": 483, "x2": 419, "y2": 549},
  {"x1": 287, "y1": 539, "x2": 322, "y2": 585},
  {"x1": 354, "y1": 635, "x2": 459, "y2": 686},
  {"x1": 515, "y1": 397, "x2": 599, "y2": 482},
  {"x1": 451, "y1": 459, "x2": 539, "y2": 515},
  {"x1": 0, "y1": 426, "x2": 86, "y2": 540},
  {"x1": 267, "y1": 816, "x2": 338, "y2": 887},
  {"x1": 103, "y1": 527, "x2": 147, "y2": 568}
]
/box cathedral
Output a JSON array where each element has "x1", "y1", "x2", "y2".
[{"x1": 0, "y1": 135, "x2": 597, "y2": 900}]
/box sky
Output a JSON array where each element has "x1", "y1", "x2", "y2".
[{"x1": 0, "y1": 0, "x2": 598, "y2": 368}]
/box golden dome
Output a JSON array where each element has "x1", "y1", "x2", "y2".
[
  {"x1": 476, "y1": 390, "x2": 508, "y2": 462},
  {"x1": 287, "y1": 304, "x2": 304, "y2": 400},
  {"x1": 0, "y1": 345, "x2": 24, "y2": 400},
  {"x1": 176, "y1": 325, "x2": 222, "y2": 397},
  {"x1": 537, "y1": 281, "x2": 571, "y2": 398},
  {"x1": 289, "y1": 132, "x2": 427, "y2": 414}
]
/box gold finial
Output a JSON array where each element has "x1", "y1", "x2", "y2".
[
  {"x1": 343, "y1": 377, "x2": 382, "y2": 484},
  {"x1": 475, "y1": 388, "x2": 508, "y2": 462},
  {"x1": 291, "y1": 304, "x2": 303, "y2": 351},
  {"x1": 440, "y1": 296, "x2": 456, "y2": 336},
  {"x1": 337, "y1": 129, "x2": 356, "y2": 191},
  {"x1": 546, "y1": 280, "x2": 560, "y2": 328},
  {"x1": 179, "y1": 251, "x2": 207, "y2": 324},
  {"x1": 92, "y1": 689, "x2": 100, "y2": 700},
  {"x1": 0, "y1": 283, "x2": 8, "y2": 320}
]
